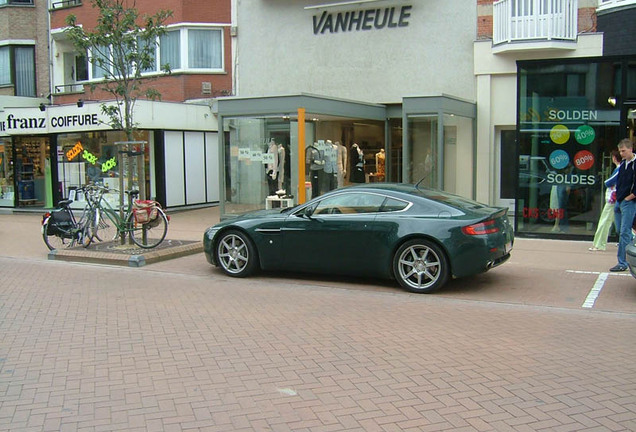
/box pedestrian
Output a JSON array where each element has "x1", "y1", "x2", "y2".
[
  {"x1": 589, "y1": 150, "x2": 621, "y2": 251},
  {"x1": 609, "y1": 138, "x2": 636, "y2": 272}
]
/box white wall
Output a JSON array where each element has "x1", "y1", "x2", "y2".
[
  {"x1": 236, "y1": 1, "x2": 476, "y2": 103},
  {"x1": 165, "y1": 131, "x2": 220, "y2": 207}
]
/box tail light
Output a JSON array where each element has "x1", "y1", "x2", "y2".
[
  {"x1": 462, "y1": 219, "x2": 499, "y2": 235},
  {"x1": 41, "y1": 212, "x2": 51, "y2": 225}
]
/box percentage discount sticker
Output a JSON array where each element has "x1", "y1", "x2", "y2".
[
  {"x1": 549, "y1": 149, "x2": 570, "y2": 170},
  {"x1": 575, "y1": 125, "x2": 595, "y2": 145},
  {"x1": 574, "y1": 150, "x2": 594, "y2": 170},
  {"x1": 550, "y1": 125, "x2": 570, "y2": 145}
]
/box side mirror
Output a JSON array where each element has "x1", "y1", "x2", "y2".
[{"x1": 299, "y1": 202, "x2": 317, "y2": 218}]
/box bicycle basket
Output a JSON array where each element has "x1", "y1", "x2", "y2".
[
  {"x1": 133, "y1": 200, "x2": 159, "y2": 224},
  {"x1": 46, "y1": 209, "x2": 73, "y2": 236}
]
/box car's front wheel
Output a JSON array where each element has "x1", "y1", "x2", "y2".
[
  {"x1": 393, "y1": 239, "x2": 449, "y2": 293},
  {"x1": 215, "y1": 230, "x2": 258, "y2": 277}
]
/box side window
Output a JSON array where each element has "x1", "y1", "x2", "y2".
[
  {"x1": 380, "y1": 197, "x2": 409, "y2": 212},
  {"x1": 314, "y1": 193, "x2": 386, "y2": 215}
]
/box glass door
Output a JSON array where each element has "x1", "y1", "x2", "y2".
[
  {"x1": 15, "y1": 137, "x2": 49, "y2": 207},
  {"x1": 0, "y1": 138, "x2": 14, "y2": 207}
]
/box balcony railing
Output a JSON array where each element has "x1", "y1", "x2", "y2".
[
  {"x1": 0, "y1": 0, "x2": 34, "y2": 5},
  {"x1": 53, "y1": 83, "x2": 85, "y2": 95},
  {"x1": 597, "y1": 0, "x2": 636, "y2": 11},
  {"x1": 493, "y1": 0, "x2": 577, "y2": 45},
  {"x1": 50, "y1": 0, "x2": 81, "y2": 10}
]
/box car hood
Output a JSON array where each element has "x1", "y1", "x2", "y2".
[{"x1": 217, "y1": 208, "x2": 289, "y2": 225}]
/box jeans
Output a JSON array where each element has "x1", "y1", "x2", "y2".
[{"x1": 613, "y1": 199, "x2": 636, "y2": 267}]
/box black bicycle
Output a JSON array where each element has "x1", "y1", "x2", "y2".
[{"x1": 41, "y1": 187, "x2": 96, "y2": 250}]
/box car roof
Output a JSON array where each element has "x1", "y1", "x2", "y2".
[{"x1": 336, "y1": 183, "x2": 498, "y2": 215}]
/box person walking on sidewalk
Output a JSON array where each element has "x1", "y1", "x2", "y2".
[
  {"x1": 610, "y1": 139, "x2": 636, "y2": 272},
  {"x1": 589, "y1": 150, "x2": 621, "y2": 251}
]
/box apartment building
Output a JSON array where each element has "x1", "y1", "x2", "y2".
[
  {"x1": 0, "y1": 0, "x2": 50, "y2": 207},
  {"x1": 0, "y1": 0, "x2": 232, "y2": 210}
]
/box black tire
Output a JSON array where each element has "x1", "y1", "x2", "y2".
[
  {"x1": 42, "y1": 220, "x2": 76, "y2": 251},
  {"x1": 393, "y1": 239, "x2": 449, "y2": 293},
  {"x1": 128, "y1": 208, "x2": 168, "y2": 249},
  {"x1": 214, "y1": 230, "x2": 258, "y2": 277}
]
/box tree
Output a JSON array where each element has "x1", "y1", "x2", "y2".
[{"x1": 65, "y1": 0, "x2": 173, "y2": 141}]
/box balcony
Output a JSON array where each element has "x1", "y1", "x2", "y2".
[{"x1": 493, "y1": 0, "x2": 577, "y2": 52}]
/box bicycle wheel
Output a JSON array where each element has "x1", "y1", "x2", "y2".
[
  {"x1": 76, "y1": 208, "x2": 94, "y2": 248},
  {"x1": 92, "y1": 208, "x2": 121, "y2": 245},
  {"x1": 42, "y1": 220, "x2": 77, "y2": 251},
  {"x1": 127, "y1": 208, "x2": 168, "y2": 248}
]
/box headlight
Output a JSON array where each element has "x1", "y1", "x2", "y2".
[{"x1": 205, "y1": 227, "x2": 220, "y2": 241}]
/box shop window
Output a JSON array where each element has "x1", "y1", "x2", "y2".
[
  {"x1": 0, "y1": 139, "x2": 14, "y2": 207},
  {"x1": 517, "y1": 60, "x2": 622, "y2": 237},
  {"x1": 57, "y1": 130, "x2": 150, "y2": 207},
  {"x1": 223, "y1": 117, "x2": 293, "y2": 216},
  {"x1": 407, "y1": 115, "x2": 437, "y2": 188}
]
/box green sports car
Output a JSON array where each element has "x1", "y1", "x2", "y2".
[{"x1": 204, "y1": 183, "x2": 514, "y2": 293}]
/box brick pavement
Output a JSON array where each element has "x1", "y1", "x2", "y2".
[
  {"x1": 1, "y1": 208, "x2": 636, "y2": 431},
  {"x1": 0, "y1": 257, "x2": 635, "y2": 431}
]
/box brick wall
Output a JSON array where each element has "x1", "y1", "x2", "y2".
[
  {"x1": 51, "y1": 0, "x2": 230, "y2": 31},
  {"x1": 50, "y1": 0, "x2": 233, "y2": 104},
  {"x1": 477, "y1": 0, "x2": 493, "y2": 40},
  {"x1": 0, "y1": 3, "x2": 50, "y2": 98}
]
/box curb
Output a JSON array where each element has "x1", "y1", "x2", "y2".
[{"x1": 47, "y1": 240, "x2": 203, "y2": 267}]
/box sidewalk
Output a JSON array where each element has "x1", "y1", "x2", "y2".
[
  {"x1": 0, "y1": 205, "x2": 621, "y2": 272},
  {"x1": 0, "y1": 206, "x2": 220, "y2": 264}
]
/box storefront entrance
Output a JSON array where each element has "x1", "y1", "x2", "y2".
[
  {"x1": 0, "y1": 136, "x2": 51, "y2": 207},
  {"x1": 217, "y1": 94, "x2": 476, "y2": 219}
]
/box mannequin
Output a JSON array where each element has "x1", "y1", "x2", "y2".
[
  {"x1": 306, "y1": 142, "x2": 325, "y2": 198},
  {"x1": 266, "y1": 138, "x2": 278, "y2": 195},
  {"x1": 336, "y1": 141, "x2": 347, "y2": 188},
  {"x1": 322, "y1": 140, "x2": 338, "y2": 192},
  {"x1": 350, "y1": 143, "x2": 365, "y2": 183},
  {"x1": 277, "y1": 143, "x2": 286, "y2": 192},
  {"x1": 375, "y1": 148, "x2": 385, "y2": 177}
]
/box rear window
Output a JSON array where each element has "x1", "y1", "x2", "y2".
[
  {"x1": 380, "y1": 197, "x2": 409, "y2": 212},
  {"x1": 410, "y1": 188, "x2": 489, "y2": 211}
]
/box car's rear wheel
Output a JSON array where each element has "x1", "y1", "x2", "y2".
[
  {"x1": 393, "y1": 239, "x2": 449, "y2": 293},
  {"x1": 215, "y1": 230, "x2": 258, "y2": 277}
]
